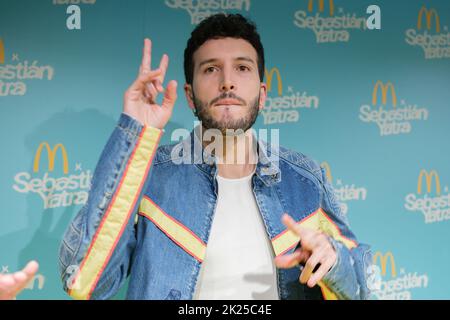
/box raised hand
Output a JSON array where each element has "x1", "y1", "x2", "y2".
[{"x1": 123, "y1": 38, "x2": 177, "y2": 129}]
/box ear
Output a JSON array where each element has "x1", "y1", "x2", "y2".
[
  {"x1": 258, "y1": 82, "x2": 267, "y2": 112},
  {"x1": 184, "y1": 83, "x2": 195, "y2": 111}
]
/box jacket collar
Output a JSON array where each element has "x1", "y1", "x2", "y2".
[{"x1": 176, "y1": 125, "x2": 281, "y2": 186}]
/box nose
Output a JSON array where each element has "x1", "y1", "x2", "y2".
[
  {"x1": 221, "y1": 81, "x2": 235, "y2": 92},
  {"x1": 220, "y1": 68, "x2": 236, "y2": 93}
]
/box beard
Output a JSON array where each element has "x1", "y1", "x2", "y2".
[{"x1": 192, "y1": 90, "x2": 260, "y2": 134}]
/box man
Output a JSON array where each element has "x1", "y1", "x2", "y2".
[
  {"x1": 59, "y1": 13, "x2": 373, "y2": 300},
  {"x1": 0, "y1": 261, "x2": 39, "y2": 300}
]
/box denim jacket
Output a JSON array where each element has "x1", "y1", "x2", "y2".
[{"x1": 58, "y1": 113, "x2": 373, "y2": 300}]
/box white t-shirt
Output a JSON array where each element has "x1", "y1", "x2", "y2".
[{"x1": 193, "y1": 169, "x2": 280, "y2": 300}]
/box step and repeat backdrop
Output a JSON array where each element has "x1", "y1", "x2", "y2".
[{"x1": 1, "y1": 0, "x2": 449, "y2": 299}]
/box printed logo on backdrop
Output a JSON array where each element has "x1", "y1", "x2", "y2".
[
  {"x1": 371, "y1": 251, "x2": 428, "y2": 300},
  {"x1": 13, "y1": 142, "x2": 92, "y2": 209},
  {"x1": 0, "y1": 39, "x2": 54, "y2": 97},
  {"x1": 359, "y1": 81, "x2": 429, "y2": 136},
  {"x1": 405, "y1": 6, "x2": 450, "y2": 59},
  {"x1": 165, "y1": 0, "x2": 251, "y2": 25},
  {"x1": 293, "y1": 0, "x2": 370, "y2": 43},
  {"x1": 320, "y1": 162, "x2": 367, "y2": 215},
  {"x1": 1, "y1": 265, "x2": 45, "y2": 293},
  {"x1": 262, "y1": 67, "x2": 319, "y2": 125},
  {"x1": 404, "y1": 170, "x2": 450, "y2": 224}
]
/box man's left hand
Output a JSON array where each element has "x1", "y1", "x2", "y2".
[{"x1": 274, "y1": 213, "x2": 337, "y2": 288}]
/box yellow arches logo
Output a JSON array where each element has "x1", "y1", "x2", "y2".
[
  {"x1": 372, "y1": 81, "x2": 397, "y2": 108},
  {"x1": 373, "y1": 251, "x2": 397, "y2": 278},
  {"x1": 308, "y1": 0, "x2": 334, "y2": 16},
  {"x1": 0, "y1": 38, "x2": 4, "y2": 64},
  {"x1": 33, "y1": 142, "x2": 69, "y2": 174},
  {"x1": 417, "y1": 7, "x2": 440, "y2": 33},
  {"x1": 320, "y1": 162, "x2": 333, "y2": 184},
  {"x1": 417, "y1": 170, "x2": 441, "y2": 195},
  {"x1": 265, "y1": 67, "x2": 283, "y2": 96}
]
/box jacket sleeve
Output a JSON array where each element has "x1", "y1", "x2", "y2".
[
  {"x1": 58, "y1": 113, "x2": 162, "y2": 300},
  {"x1": 316, "y1": 166, "x2": 375, "y2": 300}
]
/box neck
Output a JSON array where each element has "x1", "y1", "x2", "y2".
[{"x1": 201, "y1": 126, "x2": 258, "y2": 179}]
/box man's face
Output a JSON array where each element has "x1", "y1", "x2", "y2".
[{"x1": 184, "y1": 37, "x2": 266, "y2": 133}]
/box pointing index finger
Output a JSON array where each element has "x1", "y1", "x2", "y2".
[{"x1": 281, "y1": 213, "x2": 311, "y2": 238}]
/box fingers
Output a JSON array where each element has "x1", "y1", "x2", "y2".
[
  {"x1": 274, "y1": 251, "x2": 302, "y2": 269},
  {"x1": 143, "y1": 54, "x2": 167, "y2": 101},
  {"x1": 0, "y1": 274, "x2": 16, "y2": 300},
  {"x1": 145, "y1": 82, "x2": 159, "y2": 101},
  {"x1": 302, "y1": 232, "x2": 326, "y2": 251},
  {"x1": 13, "y1": 261, "x2": 39, "y2": 294},
  {"x1": 299, "y1": 245, "x2": 327, "y2": 286},
  {"x1": 157, "y1": 54, "x2": 168, "y2": 91},
  {"x1": 148, "y1": 55, "x2": 168, "y2": 94},
  {"x1": 0, "y1": 261, "x2": 38, "y2": 300},
  {"x1": 11, "y1": 271, "x2": 29, "y2": 295},
  {"x1": 12, "y1": 275, "x2": 31, "y2": 296},
  {"x1": 138, "y1": 68, "x2": 162, "y2": 84},
  {"x1": 0, "y1": 273, "x2": 25, "y2": 300},
  {"x1": 282, "y1": 213, "x2": 329, "y2": 251},
  {"x1": 139, "y1": 38, "x2": 167, "y2": 92},
  {"x1": 274, "y1": 250, "x2": 310, "y2": 269},
  {"x1": 299, "y1": 239, "x2": 337, "y2": 288},
  {"x1": 280, "y1": 213, "x2": 338, "y2": 287},
  {"x1": 0, "y1": 274, "x2": 15, "y2": 288},
  {"x1": 161, "y1": 80, "x2": 178, "y2": 110},
  {"x1": 22, "y1": 261, "x2": 39, "y2": 277},
  {"x1": 307, "y1": 256, "x2": 335, "y2": 288},
  {"x1": 136, "y1": 38, "x2": 170, "y2": 106},
  {"x1": 281, "y1": 213, "x2": 297, "y2": 231},
  {"x1": 281, "y1": 214, "x2": 312, "y2": 239},
  {"x1": 129, "y1": 68, "x2": 162, "y2": 93},
  {"x1": 140, "y1": 38, "x2": 152, "y2": 74}
]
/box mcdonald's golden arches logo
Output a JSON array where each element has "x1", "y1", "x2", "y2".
[
  {"x1": 373, "y1": 251, "x2": 397, "y2": 278},
  {"x1": 308, "y1": 0, "x2": 334, "y2": 16},
  {"x1": 372, "y1": 81, "x2": 397, "y2": 108},
  {"x1": 0, "y1": 38, "x2": 4, "y2": 64},
  {"x1": 33, "y1": 142, "x2": 69, "y2": 174},
  {"x1": 417, "y1": 169, "x2": 441, "y2": 195},
  {"x1": 320, "y1": 162, "x2": 333, "y2": 184},
  {"x1": 417, "y1": 7, "x2": 440, "y2": 33},
  {"x1": 264, "y1": 67, "x2": 283, "y2": 96}
]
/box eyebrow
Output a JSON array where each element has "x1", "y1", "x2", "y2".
[{"x1": 198, "y1": 56, "x2": 256, "y2": 69}]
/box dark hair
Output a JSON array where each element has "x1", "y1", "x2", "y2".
[{"x1": 183, "y1": 13, "x2": 265, "y2": 85}]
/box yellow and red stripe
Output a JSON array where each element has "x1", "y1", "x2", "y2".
[
  {"x1": 68, "y1": 125, "x2": 162, "y2": 300},
  {"x1": 271, "y1": 208, "x2": 358, "y2": 300},
  {"x1": 139, "y1": 196, "x2": 206, "y2": 262}
]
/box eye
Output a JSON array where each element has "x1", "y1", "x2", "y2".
[
  {"x1": 238, "y1": 65, "x2": 250, "y2": 72},
  {"x1": 204, "y1": 66, "x2": 217, "y2": 74}
]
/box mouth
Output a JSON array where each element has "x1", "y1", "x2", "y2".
[{"x1": 214, "y1": 99, "x2": 243, "y2": 107}]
